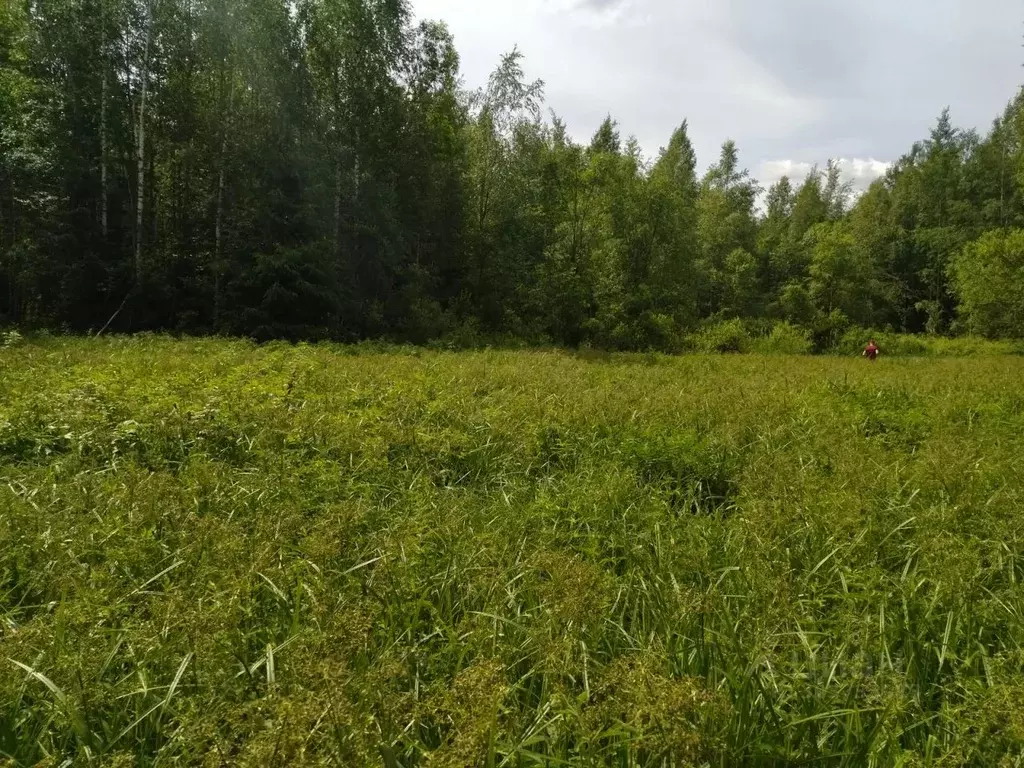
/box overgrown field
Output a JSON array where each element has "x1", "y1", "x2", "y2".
[{"x1": 3, "y1": 338, "x2": 1024, "y2": 766}]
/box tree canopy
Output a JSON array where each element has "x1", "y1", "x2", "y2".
[{"x1": 3, "y1": 1, "x2": 1024, "y2": 344}]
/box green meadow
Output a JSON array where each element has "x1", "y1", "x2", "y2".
[{"x1": 2, "y1": 337, "x2": 1024, "y2": 766}]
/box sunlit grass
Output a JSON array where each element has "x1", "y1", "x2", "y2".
[{"x1": 1, "y1": 336, "x2": 1023, "y2": 765}]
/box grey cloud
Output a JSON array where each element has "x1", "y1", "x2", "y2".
[
  {"x1": 575, "y1": 0, "x2": 624, "y2": 10},
  {"x1": 414, "y1": 0, "x2": 1024, "y2": 186},
  {"x1": 711, "y1": 0, "x2": 1022, "y2": 159},
  {"x1": 714, "y1": 0, "x2": 870, "y2": 98}
]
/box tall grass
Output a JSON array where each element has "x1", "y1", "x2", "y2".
[{"x1": 1, "y1": 336, "x2": 1023, "y2": 765}]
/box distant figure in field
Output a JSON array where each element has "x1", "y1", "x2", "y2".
[{"x1": 863, "y1": 339, "x2": 880, "y2": 362}]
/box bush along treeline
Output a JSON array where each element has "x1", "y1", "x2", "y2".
[{"x1": 3, "y1": 0, "x2": 1024, "y2": 348}]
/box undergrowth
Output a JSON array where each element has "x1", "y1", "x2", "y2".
[{"x1": 1, "y1": 336, "x2": 1023, "y2": 766}]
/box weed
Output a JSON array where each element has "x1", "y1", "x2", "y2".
[{"x1": 0, "y1": 337, "x2": 1022, "y2": 765}]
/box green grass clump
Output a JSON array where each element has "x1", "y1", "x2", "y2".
[
  {"x1": 833, "y1": 329, "x2": 1024, "y2": 358},
  {"x1": 2, "y1": 336, "x2": 1024, "y2": 765},
  {"x1": 690, "y1": 318, "x2": 751, "y2": 353},
  {"x1": 750, "y1": 322, "x2": 814, "y2": 356}
]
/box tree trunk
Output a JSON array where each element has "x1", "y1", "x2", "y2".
[
  {"x1": 353, "y1": 142, "x2": 360, "y2": 204},
  {"x1": 214, "y1": 83, "x2": 232, "y2": 328},
  {"x1": 351, "y1": 139, "x2": 361, "y2": 306},
  {"x1": 0, "y1": 175, "x2": 13, "y2": 318},
  {"x1": 334, "y1": 155, "x2": 342, "y2": 259},
  {"x1": 100, "y1": 3, "x2": 108, "y2": 240},
  {"x1": 1000, "y1": 136, "x2": 1007, "y2": 227},
  {"x1": 135, "y1": 0, "x2": 154, "y2": 283},
  {"x1": 214, "y1": 167, "x2": 224, "y2": 326},
  {"x1": 101, "y1": 70, "x2": 108, "y2": 238}
]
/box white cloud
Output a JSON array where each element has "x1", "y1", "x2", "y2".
[
  {"x1": 759, "y1": 159, "x2": 815, "y2": 185},
  {"x1": 758, "y1": 157, "x2": 891, "y2": 194},
  {"x1": 844, "y1": 158, "x2": 891, "y2": 187}
]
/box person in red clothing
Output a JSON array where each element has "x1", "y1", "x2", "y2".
[{"x1": 863, "y1": 339, "x2": 880, "y2": 362}]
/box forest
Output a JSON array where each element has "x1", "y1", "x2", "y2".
[{"x1": 3, "y1": 0, "x2": 1024, "y2": 348}]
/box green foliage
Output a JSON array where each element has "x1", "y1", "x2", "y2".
[
  {"x1": 690, "y1": 317, "x2": 750, "y2": 353},
  {"x1": 775, "y1": 280, "x2": 816, "y2": 325},
  {"x1": 832, "y1": 328, "x2": 1020, "y2": 357},
  {"x1": 809, "y1": 308, "x2": 852, "y2": 352},
  {"x1": 950, "y1": 229, "x2": 1024, "y2": 338},
  {"x1": 696, "y1": 141, "x2": 760, "y2": 316},
  {"x1": 750, "y1": 321, "x2": 813, "y2": 355},
  {"x1": 234, "y1": 244, "x2": 341, "y2": 341},
  {"x1": 4, "y1": 1, "x2": 1024, "y2": 347},
  {"x1": 2, "y1": 329, "x2": 24, "y2": 348},
  {"x1": 807, "y1": 223, "x2": 872, "y2": 322},
  {"x1": 1, "y1": 338, "x2": 1024, "y2": 764},
  {"x1": 720, "y1": 247, "x2": 759, "y2": 316}
]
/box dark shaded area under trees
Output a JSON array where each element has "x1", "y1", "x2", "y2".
[{"x1": 3, "y1": 0, "x2": 1024, "y2": 347}]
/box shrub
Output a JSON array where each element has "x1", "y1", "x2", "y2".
[
  {"x1": 833, "y1": 329, "x2": 1017, "y2": 357},
  {"x1": 809, "y1": 309, "x2": 851, "y2": 352},
  {"x1": 690, "y1": 318, "x2": 750, "y2": 353},
  {"x1": 750, "y1": 322, "x2": 813, "y2": 355},
  {"x1": 2, "y1": 329, "x2": 25, "y2": 348}
]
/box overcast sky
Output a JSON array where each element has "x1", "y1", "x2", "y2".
[{"x1": 411, "y1": 0, "x2": 1023, "y2": 193}]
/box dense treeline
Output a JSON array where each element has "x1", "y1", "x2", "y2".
[{"x1": 3, "y1": 0, "x2": 1024, "y2": 346}]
